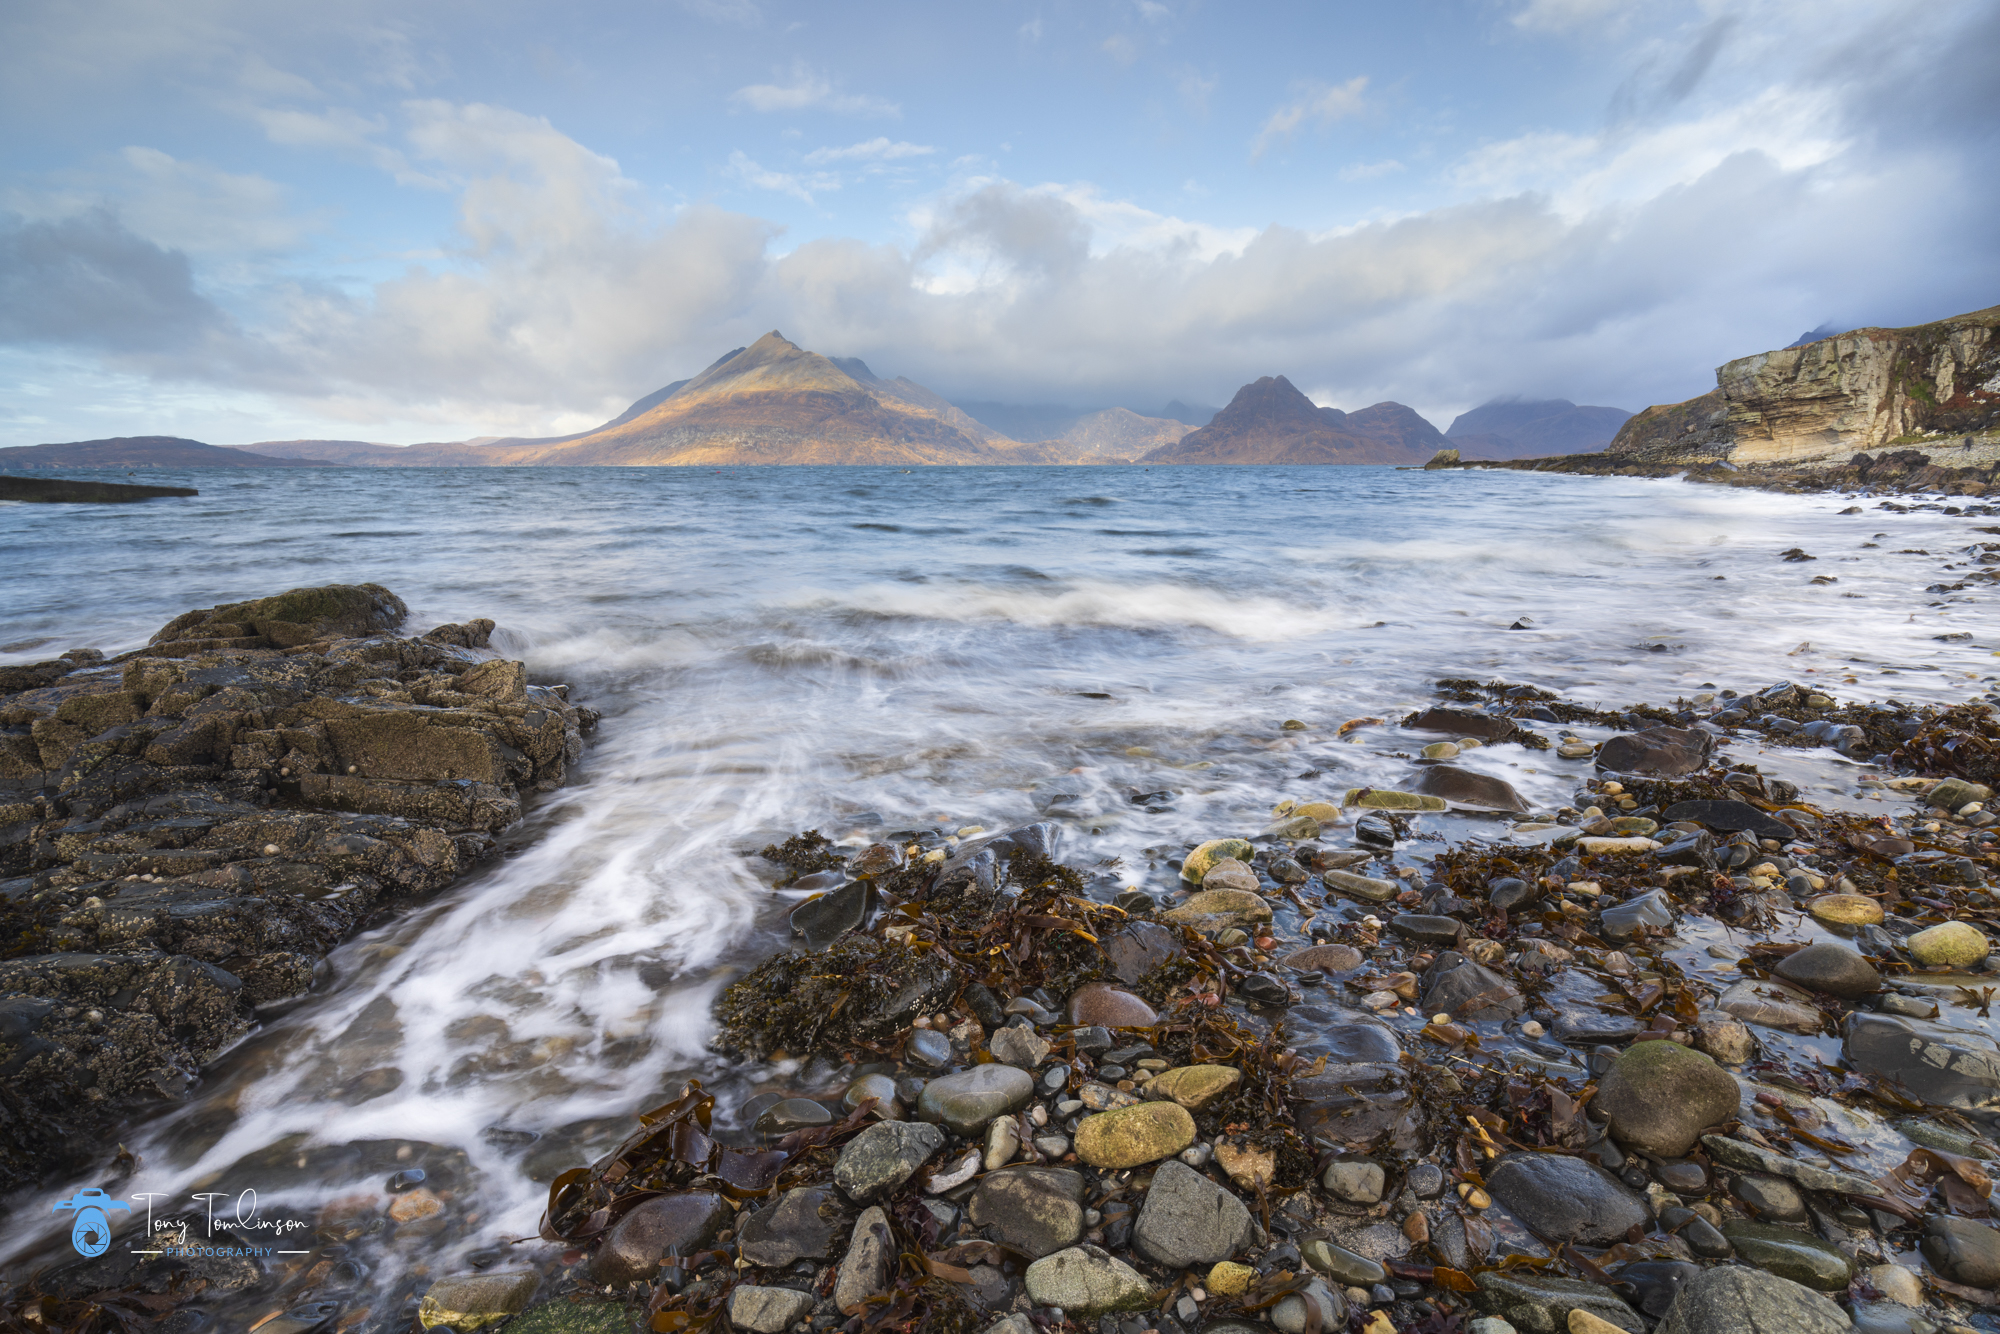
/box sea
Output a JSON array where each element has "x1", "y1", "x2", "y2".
[{"x1": 2, "y1": 463, "x2": 1995, "y2": 1292}]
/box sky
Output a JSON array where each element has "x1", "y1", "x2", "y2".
[{"x1": 1, "y1": 0, "x2": 1996, "y2": 447}]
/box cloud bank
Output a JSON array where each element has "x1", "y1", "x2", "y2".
[{"x1": 0, "y1": 0, "x2": 1995, "y2": 441}]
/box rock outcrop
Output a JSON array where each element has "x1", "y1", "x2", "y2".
[
  {"x1": 0, "y1": 584, "x2": 594, "y2": 1189},
  {"x1": 1601, "y1": 304, "x2": 2000, "y2": 467}
]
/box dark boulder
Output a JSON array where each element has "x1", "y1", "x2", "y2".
[{"x1": 1595, "y1": 726, "x2": 1714, "y2": 777}]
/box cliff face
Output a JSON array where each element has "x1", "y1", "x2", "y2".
[
  {"x1": 1140, "y1": 375, "x2": 1442, "y2": 465},
  {"x1": 1607, "y1": 304, "x2": 2000, "y2": 466}
]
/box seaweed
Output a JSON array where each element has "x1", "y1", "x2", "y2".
[{"x1": 757, "y1": 829, "x2": 846, "y2": 884}]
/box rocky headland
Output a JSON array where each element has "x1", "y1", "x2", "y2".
[
  {"x1": 1464, "y1": 303, "x2": 2000, "y2": 499},
  {"x1": 0, "y1": 584, "x2": 595, "y2": 1190}
]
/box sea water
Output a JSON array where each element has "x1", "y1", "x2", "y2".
[{"x1": 2, "y1": 464, "x2": 1993, "y2": 1285}]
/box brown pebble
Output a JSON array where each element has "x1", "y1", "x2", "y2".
[{"x1": 1402, "y1": 1211, "x2": 1429, "y2": 1243}]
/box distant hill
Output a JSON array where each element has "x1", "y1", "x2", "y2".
[
  {"x1": 236, "y1": 439, "x2": 502, "y2": 465},
  {"x1": 1784, "y1": 323, "x2": 1846, "y2": 349},
  {"x1": 955, "y1": 401, "x2": 1093, "y2": 442},
  {"x1": 0, "y1": 436, "x2": 326, "y2": 468},
  {"x1": 954, "y1": 400, "x2": 1203, "y2": 461},
  {"x1": 240, "y1": 337, "x2": 1020, "y2": 468},
  {"x1": 1157, "y1": 401, "x2": 1220, "y2": 427},
  {"x1": 1139, "y1": 376, "x2": 1443, "y2": 465},
  {"x1": 1444, "y1": 399, "x2": 1632, "y2": 458},
  {"x1": 1045, "y1": 409, "x2": 1192, "y2": 462},
  {"x1": 486, "y1": 332, "x2": 1012, "y2": 466}
]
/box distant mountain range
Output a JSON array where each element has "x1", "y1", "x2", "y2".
[
  {"x1": 1139, "y1": 376, "x2": 1445, "y2": 465},
  {"x1": 1444, "y1": 398, "x2": 1633, "y2": 459},
  {"x1": 956, "y1": 400, "x2": 1219, "y2": 445},
  {"x1": 2, "y1": 337, "x2": 1631, "y2": 469},
  {"x1": 0, "y1": 436, "x2": 327, "y2": 468}
]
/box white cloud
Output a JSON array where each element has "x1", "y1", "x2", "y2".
[
  {"x1": 1451, "y1": 85, "x2": 1846, "y2": 219},
  {"x1": 1101, "y1": 34, "x2": 1138, "y2": 66},
  {"x1": 1252, "y1": 76, "x2": 1368, "y2": 161},
  {"x1": 5, "y1": 0, "x2": 1998, "y2": 444},
  {"x1": 1175, "y1": 66, "x2": 1216, "y2": 116},
  {"x1": 726, "y1": 151, "x2": 837, "y2": 203},
  {"x1": 1135, "y1": 1, "x2": 1172, "y2": 21},
  {"x1": 729, "y1": 62, "x2": 899, "y2": 117},
  {"x1": 1339, "y1": 159, "x2": 1405, "y2": 182},
  {"x1": 1019, "y1": 17, "x2": 1043, "y2": 41},
  {"x1": 253, "y1": 105, "x2": 444, "y2": 188},
  {"x1": 678, "y1": 0, "x2": 761, "y2": 25},
  {"x1": 1512, "y1": 0, "x2": 1639, "y2": 34},
  {"x1": 803, "y1": 138, "x2": 935, "y2": 166}
]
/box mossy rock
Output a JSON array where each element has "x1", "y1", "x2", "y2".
[
  {"x1": 502, "y1": 1301, "x2": 636, "y2": 1334},
  {"x1": 1182, "y1": 838, "x2": 1253, "y2": 883},
  {"x1": 1595, "y1": 1040, "x2": 1740, "y2": 1157},
  {"x1": 1341, "y1": 789, "x2": 1447, "y2": 812},
  {"x1": 151, "y1": 583, "x2": 407, "y2": 645}
]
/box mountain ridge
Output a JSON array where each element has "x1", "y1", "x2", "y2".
[{"x1": 1139, "y1": 376, "x2": 1443, "y2": 465}]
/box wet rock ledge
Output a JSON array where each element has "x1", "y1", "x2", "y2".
[{"x1": 0, "y1": 584, "x2": 596, "y2": 1189}]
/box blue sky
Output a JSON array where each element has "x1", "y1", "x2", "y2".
[{"x1": 2, "y1": 0, "x2": 1995, "y2": 446}]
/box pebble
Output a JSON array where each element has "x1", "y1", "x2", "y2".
[
  {"x1": 1594, "y1": 1040, "x2": 1742, "y2": 1157},
  {"x1": 1484, "y1": 1152, "x2": 1648, "y2": 1245},
  {"x1": 753, "y1": 1098, "x2": 831, "y2": 1134},
  {"x1": 727, "y1": 1286, "x2": 814, "y2": 1334},
  {"x1": 988, "y1": 1026, "x2": 1051, "y2": 1068},
  {"x1": 967, "y1": 1166, "x2": 1085, "y2": 1257},
  {"x1": 1181, "y1": 838, "x2": 1254, "y2": 883},
  {"x1": 1303, "y1": 1239, "x2": 1388, "y2": 1287},
  {"x1": 1208, "y1": 1261, "x2": 1256, "y2": 1298},
  {"x1": 1323, "y1": 1160, "x2": 1385, "y2": 1204},
  {"x1": 915, "y1": 1065, "x2": 1035, "y2": 1136},
  {"x1": 904, "y1": 1028, "x2": 954, "y2": 1070},
  {"x1": 1807, "y1": 893, "x2": 1884, "y2": 925},
  {"x1": 1146, "y1": 1064, "x2": 1240, "y2": 1110},
  {"x1": 984, "y1": 1116, "x2": 1022, "y2": 1171},
  {"x1": 1162, "y1": 889, "x2": 1273, "y2": 930},
  {"x1": 1721, "y1": 1220, "x2": 1855, "y2": 1290},
  {"x1": 1907, "y1": 920, "x2": 1991, "y2": 967},
  {"x1": 924, "y1": 1152, "x2": 980, "y2": 1200},
  {"x1": 832, "y1": 1120, "x2": 947, "y2": 1202},
  {"x1": 1022, "y1": 1246, "x2": 1154, "y2": 1317},
  {"x1": 1238, "y1": 972, "x2": 1291, "y2": 1005},
  {"x1": 1073, "y1": 1101, "x2": 1196, "y2": 1168},
  {"x1": 1201, "y1": 857, "x2": 1262, "y2": 893},
  {"x1": 1922, "y1": 1215, "x2": 2000, "y2": 1288},
  {"x1": 1774, "y1": 941, "x2": 1881, "y2": 997},
  {"x1": 586, "y1": 1192, "x2": 730, "y2": 1285}
]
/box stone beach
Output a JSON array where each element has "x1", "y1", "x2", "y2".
[{"x1": 6, "y1": 488, "x2": 2000, "y2": 1334}]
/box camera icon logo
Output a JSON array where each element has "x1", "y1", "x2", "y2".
[{"x1": 51, "y1": 1189, "x2": 131, "y2": 1257}]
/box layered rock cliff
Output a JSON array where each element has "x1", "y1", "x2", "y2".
[{"x1": 1605, "y1": 304, "x2": 2000, "y2": 466}]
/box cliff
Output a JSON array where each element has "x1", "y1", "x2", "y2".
[
  {"x1": 1603, "y1": 304, "x2": 2000, "y2": 466},
  {"x1": 1139, "y1": 375, "x2": 1443, "y2": 465}
]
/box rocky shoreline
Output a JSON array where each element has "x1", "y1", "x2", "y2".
[
  {"x1": 0, "y1": 584, "x2": 596, "y2": 1190},
  {"x1": 1458, "y1": 445, "x2": 2000, "y2": 510},
  {"x1": 8, "y1": 595, "x2": 2000, "y2": 1334}
]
